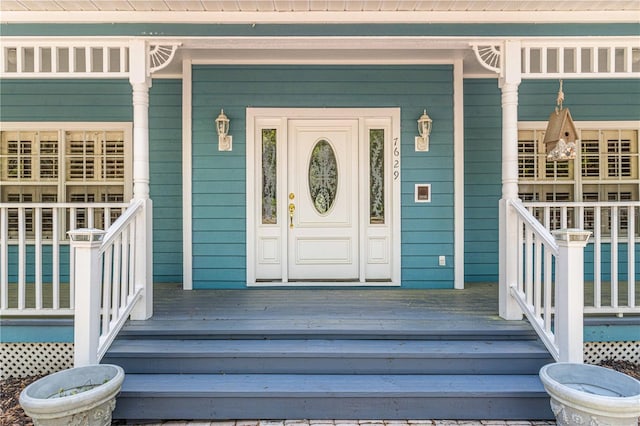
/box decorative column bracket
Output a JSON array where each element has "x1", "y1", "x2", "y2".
[
  {"x1": 471, "y1": 44, "x2": 503, "y2": 75},
  {"x1": 148, "y1": 44, "x2": 180, "y2": 74}
]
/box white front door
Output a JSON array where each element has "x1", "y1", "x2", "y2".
[
  {"x1": 287, "y1": 120, "x2": 359, "y2": 280},
  {"x1": 247, "y1": 108, "x2": 400, "y2": 286}
]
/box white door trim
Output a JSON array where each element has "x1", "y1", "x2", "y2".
[{"x1": 246, "y1": 108, "x2": 401, "y2": 287}]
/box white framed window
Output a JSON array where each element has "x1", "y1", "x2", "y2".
[
  {"x1": 0, "y1": 123, "x2": 132, "y2": 239},
  {"x1": 518, "y1": 122, "x2": 639, "y2": 236}
]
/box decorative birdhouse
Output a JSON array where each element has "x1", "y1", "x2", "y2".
[
  {"x1": 544, "y1": 80, "x2": 578, "y2": 162},
  {"x1": 544, "y1": 107, "x2": 578, "y2": 161}
]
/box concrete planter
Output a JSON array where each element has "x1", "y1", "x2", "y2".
[
  {"x1": 19, "y1": 364, "x2": 124, "y2": 426},
  {"x1": 539, "y1": 363, "x2": 640, "y2": 426}
]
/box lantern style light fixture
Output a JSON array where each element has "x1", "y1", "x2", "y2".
[
  {"x1": 215, "y1": 109, "x2": 232, "y2": 151},
  {"x1": 544, "y1": 80, "x2": 578, "y2": 162},
  {"x1": 415, "y1": 109, "x2": 432, "y2": 152}
]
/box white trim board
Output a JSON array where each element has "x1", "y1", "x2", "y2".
[
  {"x1": 3, "y1": 10, "x2": 638, "y2": 24},
  {"x1": 181, "y1": 59, "x2": 193, "y2": 290}
]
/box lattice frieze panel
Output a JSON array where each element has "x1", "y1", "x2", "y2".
[
  {"x1": 1, "y1": 44, "x2": 130, "y2": 77},
  {"x1": 521, "y1": 42, "x2": 640, "y2": 79}
]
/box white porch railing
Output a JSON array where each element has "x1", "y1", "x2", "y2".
[
  {"x1": 523, "y1": 201, "x2": 639, "y2": 316},
  {"x1": 70, "y1": 198, "x2": 152, "y2": 366},
  {"x1": 509, "y1": 199, "x2": 591, "y2": 362},
  {"x1": 0, "y1": 203, "x2": 128, "y2": 316}
]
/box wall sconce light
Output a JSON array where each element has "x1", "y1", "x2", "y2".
[
  {"x1": 544, "y1": 80, "x2": 578, "y2": 162},
  {"x1": 215, "y1": 109, "x2": 232, "y2": 151},
  {"x1": 415, "y1": 109, "x2": 432, "y2": 152}
]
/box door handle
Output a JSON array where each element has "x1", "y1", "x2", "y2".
[{"x1": 288, "y1": 203, "x2": 296, "y2": 228}]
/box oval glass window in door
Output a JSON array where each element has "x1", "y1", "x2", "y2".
[{"x1": 308, "y1": 140, "x2": 338, "y2": 214}]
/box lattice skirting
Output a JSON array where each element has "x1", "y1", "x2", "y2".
[
  {"x1": 1, "y1": 341, "x2": 638, "y2": 379},
  {"x1": 1, "y1": 343, "x2": 74, "y2": 379},
  {"x1": 584, "y1": 341, "x2": 640, "y2": 364}
]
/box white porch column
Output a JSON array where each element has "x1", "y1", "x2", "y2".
[
  {"x1": 130, "y1": 40, "x2": 151, "y2": 201},
  {"x1": 499, "y1": 40, "x2": 524, "y2": 320},
  {"x1": 129, "y1": 39, "x2": 153, "y2": 320}
]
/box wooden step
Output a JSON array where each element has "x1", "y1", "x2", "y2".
[
  {"x1": 119, "y1": 318, "x2": 539, "y2": 340},
  {"x1": 103, "y1": 338, "x2": 553, "y2": 375},
  {"x1": 113, "y1": 373, "x2": 552, "y2": 420}
]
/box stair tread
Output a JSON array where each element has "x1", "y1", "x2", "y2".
[
  {"x1": 122, "y1": 318, "x2": 535, "y2": 333},
  {"x1": 107, "y1": 338, "x2": 551, "y2": 358},
  {"x1": 120, "y1": 373, "x2": 547, "y2": 397}
]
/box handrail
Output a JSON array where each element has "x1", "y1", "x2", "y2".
[
  {"x1": 99, "y1": 199, "x2": 144, "y2": 253},
  {"x1": 510, "y1": 199, "x2": 559, "y2": 254},
  {"x1": 509, "y1": 199, "x2": 561, "y2": 360},
  {"x1": 508, "y1": 198, "x2": 591, "y2": 363},
  {"x1": 71, "y1": 198, "x2": 152, "y2": 366}
]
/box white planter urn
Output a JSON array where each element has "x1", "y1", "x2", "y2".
[
  {"x1": 19, "y1": 364, "x2": 125, "y2": 426},
  {"x1": 539, "y1": 363, "x2": 640, "y2": 426}
]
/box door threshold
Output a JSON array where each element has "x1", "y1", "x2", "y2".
[{"x1": 248, "y1": 280, "x2": 399, "y2": 288}]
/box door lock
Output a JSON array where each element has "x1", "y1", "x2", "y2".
[{"x1": 288, "y1": 203, "x2": 296, "y2": 228}]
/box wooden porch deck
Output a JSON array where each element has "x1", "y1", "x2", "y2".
[{"x1": 124, "y1": 282, "x2": 535, "y2": 338}]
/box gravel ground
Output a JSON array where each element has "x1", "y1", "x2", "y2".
[{"x1": 2, "y1": 362, "x2": 638, "y2": 426}]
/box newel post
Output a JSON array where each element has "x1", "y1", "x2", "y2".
[
  {"x1": 68, "y1": 228, "x2": 105, "y2": 367},
  {"x1": 552, "y1": 228, "x2": 591, "y2": 363}
]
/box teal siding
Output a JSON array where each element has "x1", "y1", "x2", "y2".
[
  {"x1": 0, "y1": 80, "x2": 131, "y2": 121},
  {"x1": 0, "y1": 79, "x2": 183, "y2": 284},
  {"x1": 463, "y1": 79, "x2": 640, "y2": 283},
  {"x1": 464, "y1": 79, "x2": 502, "y2": 282},
  {"x1": 192, "y1": 65, "x2": 454, "y2": 289},
  {"x1": 149, "y1": 80, "x2": 183, "y2": 283},
  {"x1": 2, "y1": 23, "x2": 638, "y2": 37}
]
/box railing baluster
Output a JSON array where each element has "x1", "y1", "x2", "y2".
[
  {"x1": 112, "y1": 234, "x2": 122, "y2": 315},
  {"x1": 88, "y1": 207, "x2": 94, "y2": 228},
  {"x1": 18, "y1": 207, "x2": 26, "y2": 310},
  {"x1": 128, "y1": 220, "x2": 137, "y2": 297},
  {"x1": 594, "y1": 206, "x2": 602, "y2": 308},
  {"x1": 102, "y1": 245, "x2": 113, "y2": 336},
  {"x1": 534, "y1": 239, "x2": 542, "y2": 316},
  {"x1": 544, "y1": 250, "x2": 553, "y2": 334},
  {"x1": 120, "y1": 226, "x2": 129, "y2": 307},
  {"x1": 628, "y1": 207, "x2": 636, "y2": 309},
  {"x1": 517, "y1": 217, "x2": 524, "y2": 293},
  {"x1": 1, "y1": 208, "x2": 8, "y2": 310},
  {"x1": 53, "y1": 208, "x2": 60, "y2": 310},
  {"x1": 525, "y1": 226, "x2": 534, "y2": 305},
  {"x1": 35, "y1": 208, "x2": 43, "y2": 310},
  {"x1": 611, "y1": 206, "x2": 619, "y2": 311}
]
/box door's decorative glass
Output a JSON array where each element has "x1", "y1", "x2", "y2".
[
  {"x1": 262, "y1": 129, "x2": 277, "y2": 224},
  {"x1": 308, "y1": 140, "x2": 338, "y2": 215},
  {"x1": 370, "y1": 129, "x2": 385, "y2": 224}
]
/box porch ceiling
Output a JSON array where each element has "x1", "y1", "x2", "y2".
[
  {"x1": 3, "y1": 0, "x2": 639, "y2": 12},
  {"x1": 1, "y1": 0, "x2": 639, "y2": 23}
]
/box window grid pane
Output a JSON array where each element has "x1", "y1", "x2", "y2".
[
  {"x1": 518, "y1": 136, "x2": 536, "y2": 179},
  {"x1": 1, "y1": 127, "x2": 128, "y2": 241}
]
